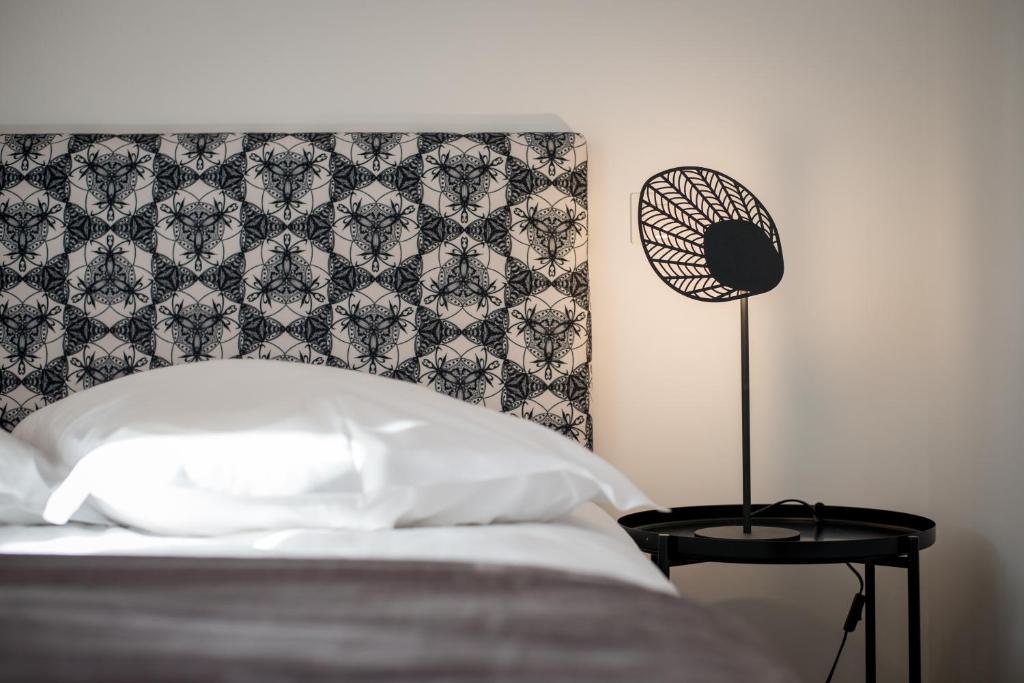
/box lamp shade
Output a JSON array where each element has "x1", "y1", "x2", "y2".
[{"x1": 638, "y1": 167, "x2": 783, "y2": 302}]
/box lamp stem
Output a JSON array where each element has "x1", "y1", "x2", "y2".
[
  {"x1": 695, "y1": 296, "x2": 798, "y2": 542},
  {"x1": 740, "y1": 296, "x2": 752, "y2": 533}
]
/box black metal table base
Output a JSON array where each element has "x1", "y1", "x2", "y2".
[{"x1": 650, "y1": 545, "x2": 920, "y2": 683}]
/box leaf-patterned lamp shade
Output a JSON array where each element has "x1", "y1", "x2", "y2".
[{"x1": 637, "y1": 167, "x2": 783, "y2": 302}]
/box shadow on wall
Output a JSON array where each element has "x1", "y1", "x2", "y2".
[
  {"x1": 718, "y1": 597, "x2": 865, "y2": 683},
  {"x1": 712, "y1": 530, "x2": 1003, "y2": 683},
  {"x1": 928, "y1": 525, "x2": 1001, "y2": 682}
]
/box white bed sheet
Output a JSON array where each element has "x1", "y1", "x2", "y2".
[{"x1": 0, "y1": 503, "x2": 674, "y2": 595}]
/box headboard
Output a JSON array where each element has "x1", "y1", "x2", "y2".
[{"x1": 0, "y1": 133, "x2": 591, "y2": 446}]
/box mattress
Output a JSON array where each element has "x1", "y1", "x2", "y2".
[{"x1": 0, "y1": 503, "x2": 673, "y2": 595}]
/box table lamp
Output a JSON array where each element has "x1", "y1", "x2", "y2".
[{"x1": 637, "y1": 166, "x2": 798, "y2": 541}]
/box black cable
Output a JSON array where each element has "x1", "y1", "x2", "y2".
[
  {"x1": 825, "y1": 562, "x2": 865, "y2": 682},
  {"x1": 824, "y1": 631, "x2": 849, "y2": 683},
  {"x1": 750, "y1": 498, "x2": 822, "y2": 523},
  {"x1": 845, "y1": 562, "x2": 864, "y2": 594},
  {"x1": 752, "y1": 500, "x2": 865, "y2": 683}
]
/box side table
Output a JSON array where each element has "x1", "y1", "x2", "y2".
[{"x1": 618, "y1": 503, "x2": 936, "y2": 683}]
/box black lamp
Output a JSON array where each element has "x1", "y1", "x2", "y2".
[{"x1": 638, "y1": 166, "x2": 798, "y2": 541}]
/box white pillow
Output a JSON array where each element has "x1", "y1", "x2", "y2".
[
  {"x1": 0, "y1": 430, "x2": 51, "y2": 525},
  {"x1": 13, "y1": 359, "x2": 653, "y2": 535},
  {"x1": 0, "y1": 430, "x2": 106, "y2": 525}
]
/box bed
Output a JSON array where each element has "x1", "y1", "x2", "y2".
[{"x1": 0, "y1": 132, "x2": 795, "y2": 681}]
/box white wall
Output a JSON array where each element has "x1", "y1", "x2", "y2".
[{"x1": 2, "y1": 0, "x2": 1021, "y2": 680}]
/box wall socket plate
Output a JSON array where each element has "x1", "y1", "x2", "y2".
[{"x1": 629, "y1": 192, "x2": 639, "y2": 244}]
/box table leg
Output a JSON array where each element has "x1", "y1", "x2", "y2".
[
  {"x1": 865, "y1": 562, "x2": 876, "y2": 683},
  {"x1": 908, "y1": 538, "x2": 921, "y2": 683},
  {"x1": 654, "y1": 533, "x2": 672, "y2": 578}
]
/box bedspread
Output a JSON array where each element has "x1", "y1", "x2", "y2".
[{"x1": 0, "y1": 554, "x2": 795, "y2": 682}]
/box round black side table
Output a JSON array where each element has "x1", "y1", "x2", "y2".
[{"x1": 618, "y1": 503, "x2": 936, "y2": 683}]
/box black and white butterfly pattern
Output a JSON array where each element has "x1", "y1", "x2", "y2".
[{"x1": 0, "y1": 133, "x2": 592, "y2": 446}]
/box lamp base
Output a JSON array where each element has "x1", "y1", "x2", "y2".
[{"x1": 693, "y1": 525, "x2": 800, "y2": 541}]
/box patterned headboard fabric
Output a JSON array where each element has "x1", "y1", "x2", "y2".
[{"x1": 0, "y1": 133, "x2": 590, "y2": 445}]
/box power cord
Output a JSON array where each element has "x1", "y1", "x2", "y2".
[
  {"x1": 750, "y1": 500, "x2": 866, "y2": 683},
  {"x1": 750, "y1": 498, "x2": 823, "y2": 524},
  {"x1": 825, "y1": 562, "x2": 865, "y2": 682}
]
